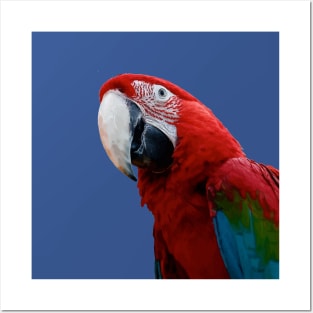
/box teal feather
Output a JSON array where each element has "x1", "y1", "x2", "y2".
[
  {"x1": 214, "y1": 207, "x2": 279, "y2": 279},
  {"x1": 154, "y1": 260, "x2": 162, "y2": 279}
]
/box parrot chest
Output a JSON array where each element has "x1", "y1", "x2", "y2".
[{"x1": 140, "y1": 175, "x2": 229, "y2": 279}]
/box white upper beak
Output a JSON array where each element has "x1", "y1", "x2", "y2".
[{"x1": 98, "y1": 91, "x2": 137, "y2": 180}]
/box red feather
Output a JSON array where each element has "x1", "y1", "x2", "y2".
[
  {"x1": 100, "y1": 73, "x2": 279, "y2": 278},
  {"x1": 137, "y1": 94, "x2": 278, "y2": 278},
  {"x1": 137, "y1": 96, "x2": 248, "y2": 278}
]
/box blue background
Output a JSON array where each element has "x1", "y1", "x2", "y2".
[{"x1": 32, "y1": 32, "x2": 279, "y2": 279}]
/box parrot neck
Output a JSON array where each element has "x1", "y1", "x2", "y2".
[
  {"x1": 172, "y1": 101, "x2": 245, "y2": 179},
  {"x1": 135, "y1": 100, "x2": 245, "y2": 278},
  {"x1": 137, "y1": 100, "x2": 244, "y2": 222}
]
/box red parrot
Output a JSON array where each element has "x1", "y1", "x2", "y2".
[{"x1": 98, "y1": 73, "x2": 279, "y2": 279}]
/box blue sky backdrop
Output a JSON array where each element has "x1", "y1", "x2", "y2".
[{"x1": 32, "y1": 32, "x2": 279, "y2": 279}]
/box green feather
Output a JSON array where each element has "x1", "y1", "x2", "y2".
[{"x1": 214, "y1": 190, "x2": 278, "y2": 266}]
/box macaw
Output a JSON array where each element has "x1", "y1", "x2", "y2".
[{"x1": 98, "y1": 73, "x2": 279, "y2": 279}]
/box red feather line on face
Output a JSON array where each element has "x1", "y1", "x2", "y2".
[
  {"x1": 131, "y1": 80, "x2": 181, "y2": 126},
  {"x1": 99, "y1": 73, "x2": 199, "y2": 103},
  {"x1": 99, "y1": 74, "x2": 193, "y2": 127}
]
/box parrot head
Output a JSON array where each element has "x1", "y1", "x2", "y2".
[{"x1": 98, "y1": 73, "x2": 244, "y2": 181}]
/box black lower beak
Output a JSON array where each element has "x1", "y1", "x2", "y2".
[{"x1": 127, "y1": 100, "x2": 174, "y2": 173}]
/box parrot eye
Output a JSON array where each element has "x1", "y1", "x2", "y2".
[
  {"x1": 154, "y1": 85, "x2": 172, "y2": 102},
  {"x1": 158, "y1": 88, "x2": 167, "y2": 98}
]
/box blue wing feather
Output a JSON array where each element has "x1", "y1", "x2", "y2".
[{"x1": 213, "y1": 210, "x2": 279, "y2": 279}]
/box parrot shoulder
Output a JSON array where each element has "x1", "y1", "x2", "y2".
[{"x1": 206, "y1": 157, "x2": 279, "y2": 278}]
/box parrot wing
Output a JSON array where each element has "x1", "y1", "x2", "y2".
[{"x1": 207, "y1": 158, "x2": 279, "y2": 279}]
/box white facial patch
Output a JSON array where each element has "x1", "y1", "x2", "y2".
[{"x1": 131, "y1": 80, "x2": 180, "y2": 147}]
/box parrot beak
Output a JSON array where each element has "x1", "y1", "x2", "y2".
[
  {"x1": 98, "y1": 91, "x2": 137, "y2": 181},
  {"x1": 98, "y1": 91, "x2": 174, "y2": 181}
]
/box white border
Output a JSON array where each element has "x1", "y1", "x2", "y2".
[{"x1": 0, "y1": 0, "x2": 311, "y2": 310}]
